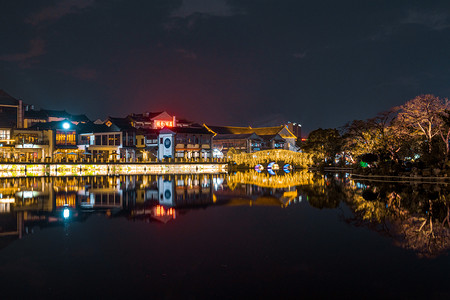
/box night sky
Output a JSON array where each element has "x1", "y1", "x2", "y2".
[{"x1": 2, "y1": 0, "x2": 450, "y2": 135}]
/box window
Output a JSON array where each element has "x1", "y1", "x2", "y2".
[
  {"x1": 80, "y1": 135, "x2": 89, "y2": 145},
  {"x1": 0, "y1": 130, "x2": 10, "y2": 140},
  {"x1": 115, "y1": 134, "x2": 120, "y2": 145},
  {"x1": 56, "y1": 130, "x2": 76, "y2": 145},
  {"x1": 176, "y1": 135, "x2": 185, "y2": 144},
  {"x1": 128, "y1": 133, "x2": 134, "y2": 146},
  {"x1": 201, "y1": 135, "x2": 210, "y2": 144},
  {"x1": 102, "y1": 135, "x2": 107, "y2": 145},
  {"x1": 95, "y1": 135, "x2": 101, "y2": 145},
  {"x1": 66, "y1": 133, "x2": 76, "y2": 145}
]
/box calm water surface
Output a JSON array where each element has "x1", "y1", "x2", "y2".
[{"x1": 0, "y1": 171, "x2": 449, "y2": 299}]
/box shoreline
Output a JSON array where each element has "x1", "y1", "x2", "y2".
[{"x1": 0, "y1": 162, "x2": 228, "y2": 178}]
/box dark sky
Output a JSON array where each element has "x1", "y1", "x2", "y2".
[{"x1": 2, "y1": 0, "x2": 450, "y2": 134}]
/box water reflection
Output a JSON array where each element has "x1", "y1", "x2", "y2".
[
  {"x1": 304, "y1": 173, "x2": 450, "y2": 258},
  {"x1": 343, "y1": 177, "x2": 450, "y2": 258},
  {"x1": 0, "y1": 172, "x2": 307, "y2": 243},
  {"x1": 1, "y1": 171, "x2": 450, "y2": 258}
]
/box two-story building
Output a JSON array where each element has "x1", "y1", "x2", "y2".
[
  {"x1": 78, "y1": 117, "x2": 137, "y2": 162},
  {"x1": 77, "y1": 122, "x2": 122, "y2": 161},
  {"x1": 27, "y1": 120, "x2": 79, "y2": 161},
  {"x1": 157, "y1": 126, "x2": 214, "y2": 160}
]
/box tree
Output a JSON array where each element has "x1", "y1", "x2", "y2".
[
  {"x1": 438, "y1": 109, "x2": 450, "y2": 162},
  {"x1": 302, "y1": 128, "x2": 342, "y2": 164},
  {"x1": 398, "y1": 94, "x2": 449, "y2": 154}
]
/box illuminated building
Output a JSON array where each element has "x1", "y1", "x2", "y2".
[
  {"x1": 0, "y1": 90, "x2": 26, "y2": 159},
  {"x1": 11, "y1": 128, "x2": 51, "y2": 161},
  {"x1": 27, "y1": 120, "x2": 79, "y2": 161},
  {"x1": 85, "y1": 117, "x2": 136, "y2": 162},
  {"x1": 135, "y1": 128, "x2": 159, "y2": 160},
  {"x1": 128, "y1": 111, "x2": 176, "y2": 129},
  {"x1": 78, "y1": 122, "x2": 123, "y2": 161},
  {"x1": 209, "y1": 133, "x2": 263, "y2": 154},
  {"x1": 205, "y1": 125, "x2": 298, "y2": 154},
  {"x1": 78, "y1": 117, "x2": 136, "y2": 161},
  {"x1": 157, "y1": 126, "x2": 214, "y2": 161}
]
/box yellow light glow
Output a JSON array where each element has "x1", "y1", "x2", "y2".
[{"x1": 0, "y1": 198, "x2": 15, "y2": 203}]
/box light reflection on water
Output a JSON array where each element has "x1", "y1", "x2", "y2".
[
  {"x1": 0, "y1": 171, "x2": 450, "y2": 297},
  {"x1": 1, "y1": 171, "x2": 449, "y2": 257}
]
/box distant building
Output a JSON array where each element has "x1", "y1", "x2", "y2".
[
  {"x1": 205, "y1": 125, "x2": 298, "y2": 155},
  {"x1": 286, "y1": 122, "x2": 302, "y2": 139},
  {"x1": 128, "y1": 111, "x2": 176, "y2": 129},
  {"x1": 24, "y1": 109, "x2": 90, "y2": 128}
]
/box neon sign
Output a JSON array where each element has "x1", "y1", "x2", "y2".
[{"x1": 155, "y1": 121, "x2": 173, "y2": 128}]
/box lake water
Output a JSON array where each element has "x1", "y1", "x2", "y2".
[{"x1": 0, "y1": 171, "x2": 449, "y2": 298}]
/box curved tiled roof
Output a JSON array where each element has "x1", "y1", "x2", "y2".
[{"x1": 206, "y1": 124, "x2": 296, "y2": 139}]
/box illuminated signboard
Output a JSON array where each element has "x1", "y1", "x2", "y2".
[{"x1": 155, "y1": 121, "x2": 173, "y2": 128}]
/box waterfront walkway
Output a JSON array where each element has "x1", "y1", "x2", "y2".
[{"x1": 0, "y1": 161, "x2": 228, "y2": 178}]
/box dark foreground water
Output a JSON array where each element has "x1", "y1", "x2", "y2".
[{"x1": 0, "y1": 171, "x2": 449, "y2": 299}]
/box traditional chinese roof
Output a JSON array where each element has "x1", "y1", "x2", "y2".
[
  {"x1": 106, "y1": 117, "x2": 136, "y2": 131},
  {"x1": 77, "y1": 122, "x2": 120, "y2": 134},
  {"x1": 148, "y1": 111, "x2": 172, "y2": 120},
  {"x1": 159, "y1": 126, "x2": 212, "y2": 135},
  {"x1": 42, "y1": 109, "x2": 71, "y2": 118},
  {"x1": 171, "y1": 126, "x2": 212, "y2": 135},
  {"x1": 28, "y1": 120, "x2": 78, "y2": 131},
  {"x1": 129, "y1": 111, "x2": 173, "y2": 121},
  {"x1": 69, "y1": 114, "x2": 90, "y2": 123},
  {"x1": 205, "y1": 125, "x2": 253, "y2": 135},
  {"x1": 24, "y1": 110, "x2": 48, "y2": 120},
  {"x1": 205, "y1": 125, "x2": 296, "y2": 139},
  {"x1": 24, "y1": 109, "x2": 90, "y2": 123}
]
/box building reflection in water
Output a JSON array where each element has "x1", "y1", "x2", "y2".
[
  {"x1": 0, "y1": 172, "x2": 308, "y2": 242},
  {"x1": 2, "y1": 171, "x2": 450, "y2": 258}
]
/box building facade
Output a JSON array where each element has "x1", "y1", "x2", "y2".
[{"x1": 205, "y1": 125, "x2": 298, "y2": 155}]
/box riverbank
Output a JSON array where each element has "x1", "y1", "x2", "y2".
[
  {"x1": 312, "y1": 165, "x2": 450, "y2": 183},
  {"x1": 0, "y1": 162, "x2": 228, "y2": 178},
  {"x1": 349, "y1": 172, "x2": 450, "y2": 184}
]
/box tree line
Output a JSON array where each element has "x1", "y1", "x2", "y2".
[{"x1": 302, "y1": 94, "x2": 450, "y2": 170}]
